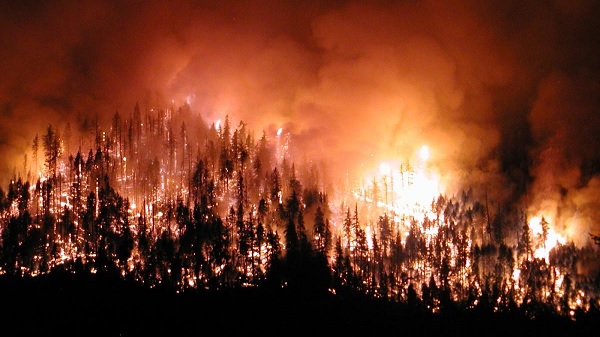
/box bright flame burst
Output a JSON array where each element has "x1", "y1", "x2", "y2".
[
  {"x1": 529, "y1": 215, "x2": 567, "y2": 262},
  {"x1": 355, "y1": 145, "x2": 442, "y2": 222}
]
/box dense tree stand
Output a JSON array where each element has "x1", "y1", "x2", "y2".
[{"x1": 1, "y1": 271, "x2": 598, "y2": 336}]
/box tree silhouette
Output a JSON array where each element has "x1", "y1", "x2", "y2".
[
  {"x1": 0, "y1": 101, "x2": 596, "y2": 322},
  {"x1": 42, "y1": 124, "x2": 61, "y2": 180}
]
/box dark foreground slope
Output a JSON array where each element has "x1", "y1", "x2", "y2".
[{"x1": 0, "y1": 271, "x2": 598, "y2": 336}]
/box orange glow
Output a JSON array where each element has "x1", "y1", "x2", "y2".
[
  {"x1": 354, "y1": 144, "x2": 443, "y2": 222},
  {"x1": 529, "y1": 215, "x2": 567, "y2": 262}
]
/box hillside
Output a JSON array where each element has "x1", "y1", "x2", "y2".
[{"x1": 1, "y1": 271, "x2": 598, "y2": 336}]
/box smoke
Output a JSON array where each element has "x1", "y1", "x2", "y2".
[
  {"x1": 527, "y1": 71, "x2": 600, "y2": 246},
  {"x1": 1, "y1": 1, "x2": 600, "y2": 246}
]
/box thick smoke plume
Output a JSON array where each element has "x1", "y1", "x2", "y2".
[{"x1": 1, "y1": 0, "x2": 600, "y2": 246}]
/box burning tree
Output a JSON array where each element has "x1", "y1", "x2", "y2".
[{"x1": 0, "y1": 100, "x2": 598, "y2": 319}]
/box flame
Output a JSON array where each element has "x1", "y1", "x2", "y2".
[
  {"x1": 419, "y1": 145, "x2": 430, "y2": 161},
  {"x1": 353, "y1": 144, "x2": 443, "y2": 222},
  {"x1": 8, "y1": 104, "x2": 598, "y2": 315},
  {"x1": 529, "y1": 215, "x2": 567, "y2": 262}
]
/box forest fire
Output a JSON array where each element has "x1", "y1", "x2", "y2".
[
  {"x1": 352, "y1": 144, "x2": 442, "y2": 223},
  {"x1": 528, "y1": 215, "x2": 567, "y2": 262},
  {"x1": 344, "y1": 139, "x2": 599, "y2": 314},
  {"x1": 1, "y1": 2, "x2": 600, "y2": 333},
  {"x1": 0, "y1": 103, "x2": 596, "y2": 320}
]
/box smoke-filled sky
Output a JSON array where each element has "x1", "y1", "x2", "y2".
[{"x1": 2, "y1": 0, "x2": 600, "y2": 245}]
